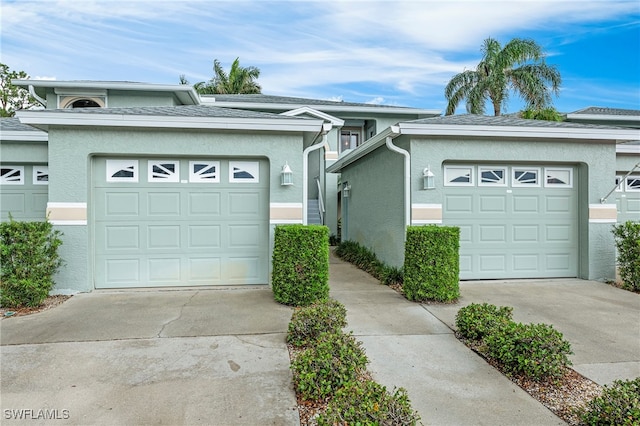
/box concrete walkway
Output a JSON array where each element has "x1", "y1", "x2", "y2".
[{"x1": 1, "y1": 253, "x2": 638, "y2": 425}]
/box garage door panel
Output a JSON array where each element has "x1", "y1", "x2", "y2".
[
  {"x1": 546, "y1": 254, "x2": 572, "y2": 271},
  {"x1": 513, "y1": 254, "x2": 539, "y2": 272},
  {"x1": 546, "y1": 225, "x2": 572, "y2": 242},
  {"x1": 479, "y1": 195, "x2": 506, "y2": 212},
  {"x1": 546, "y1": 195, "x2": 572, "y2": 213},
  {"x1": 479, "y1": 225, "x2": 506, "y2": 242},
  {"x1": 1, "y1": 164, "x2": 48, "y2": 221},
  {"x1": 479, "y1": 255, "x2": 506, "y2": 272},
  {"x1": 94, "y1": 157, "x2": 268, "y2": 288},
  {"x1": 512, "y1": 195, "x2": 539, "y2": 213},
  {"x1": 188, "y1": 192, "x2": 221, "y2": 215},
  {"x1": 2, "y1": 193, "x2": 26, "y2": 214},
  {"x1": 513, "y1": 225, "x2": 539, "y2": 242}
]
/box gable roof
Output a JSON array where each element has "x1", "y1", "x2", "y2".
[
  {"x1": 569, "y1": 107, "x2": 640, "y2": 117},
  {"x1": 16, "y1": 105, "x2": 328, "y2": 133},
  {"x1": 327, "y1": 114, "x2": 640, "y2": 173},
  {"x1": 0, "y1": 117, "x2": 48, "y2": 141},
  {"x1": 201, "y1": 94, "x2": 440, "y2": 116}
]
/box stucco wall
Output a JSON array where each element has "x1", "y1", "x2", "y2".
[
  {"x1": 0, "y1": 140, "x2": 48, "y2": 163},
  {"x1": 339, "y1": 144, "x2": 406, "y2": 267},
  {"x1": 46, "y1": 126, "x2": 304, "y2": 292}
]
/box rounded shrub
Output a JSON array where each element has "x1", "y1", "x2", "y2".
[
  {"x1": 291, "y1": 331, "x2": 368, "y2": 401},
  {"x1": 577, "y1": 377, "x2": 639, "y2": 426},
  {"x1": 318, "y1": 379, "x2": 421, "y2": 426},
  {"x1": 455, "y1": 303, "x2": 513, "y2": 340},
  {"x1": 271, "y1": 224, "x2": 329, "y2": 306},
  {"x1": 485, "y1": 322, "x2": 573, "y2": 380},
  {"x1": 287, "y1": 298, "x2": 347, "y2": 347}
]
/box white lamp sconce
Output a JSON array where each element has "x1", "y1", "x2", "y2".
[
  {"x1": 281, "y1": 162, "x2": 293, "y2": 186},
  {"x1": 423, "y1": 166, "x2": 435, "y2": 190},
  {"x1": 343, "y1": 183, "x2": 352, "y2": 198}
]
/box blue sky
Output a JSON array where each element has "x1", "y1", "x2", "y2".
[{"x1": 1, "y1": 0, "x2": 639, "y2": 114}]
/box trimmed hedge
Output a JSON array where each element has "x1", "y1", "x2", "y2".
[
  {"x1": 577, "y1": 377, "x2": 640, "y2": 425},
  {"x1": 612, "y1": 221, "x2": 640, "y2": 291},
  {"x1": 0, "y1": 219, "x2": 63, "y2": 308},
  {"x1": 403, "y1": 226, "x2": 460, "y2": 302},
  {"x1": 272, "y1": 224, "x2": 329, "y2": 306}
]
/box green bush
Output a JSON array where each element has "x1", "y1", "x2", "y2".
[
  {"x1": 287, "y1": 299, "x2": 347, "y2": 347},
  {"x1": 1, "y1": 219, "x2": 63, "y2": 308},
  {"x1": 612, "y1": 221, "x2": 640, "y2": 291},
  {"x1": 455, "y1": 303, "x2": 513, "y2": 341},
  {"x1": 335, "y1": 240, "x2": 404, "y2": 286},
  {"x1": 577, "y1": 377, "x2": 640, "y2": 426},
  {"x1": 485, "y1": 322, "x2": 573, "y2": 380},
  {"x1": 318, "y1": 379, "x2": 421, "y2": 426},
  {"x1": 403, "y1": 226, "x2": 460, "y2": 302},
  {"x1": 271, "y1": 224, "x2": 329, "y2": 306},
  {"x1": 291, "y1": 331, "x2": 368, "y2": 401}
]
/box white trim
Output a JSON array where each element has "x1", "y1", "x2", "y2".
[
  {"x1": 270, "y1": 202, "x2": 304, "y2": 209},
  {"x1": 544, "y1": 167, "x2": 573, "y2": 188},
  {"x1": 33, "y1": 165, "x2": 49, "y2": 185},
  {"x1": 412, "y1": 203, "x2": 443, "y2": 209},
  {"x1": 148, "y1": 160, "x2": 180, "y2": 183},
  {"x1": 589, "y1": 203, "x2": 618, "y2": 209},
  {"x1": 0, "y1": 131, "x2": 48, "y2": 141},
  {"x1": 625, "y1": 175, "x2": 640, "y2": 192},
  {"x1": 47, "y1": 202, "x2": 87, "y2": 208},
  {"x1": 106, "y1": 159, "x2": 139, "y2": 183},
  {"x1": 189, "y1": 160, "x2": 220, "y2": 183},
  {"x1": 0, "y1": 165, "x2": 25, "y2": 185},
  {"x1": 412, "y1": 220, "x2": 443, "y2": 225},
  {"x1": 478, "y1": 166, "x2": 508, "y2": 187},
  {"x1": 270, "y1": 219, "x2": 304, "y2": 224},
  {"x1": 229, "y1": 161, "x2": 259, "y2": 183},
  {"x1": 444, "y1": 165, "x2": 475, "y2": 186},
  {"x1": 566, "y1": 113, "x2": 640, "y2": 122},
  {"x1": 280, "y1": 107, "x2": 345, "y2": 126},
  {"x1": 49, "y1": 220, "x2": 88, "y2": 226},
  {"x1": 616, "y1": 144, "x2": 640, "y2": 154},
  {"x1": 512, "y1": 167, "x2": 541, "y2": 187},
  {"x1": 589, "y1": 219, "x2": 617, "y2": 224}
]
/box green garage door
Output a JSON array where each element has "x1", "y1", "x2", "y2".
[
  {"x1": 1, "y1": 164, "x2": 48, "y2": 221},
  {"x1": 616, "y1": 174, "x2": 640, "y2": 224},
  {"x1": 93, "y1": 157, "x2": 269, "y2": 288},
  {"x1": 443, "y1": 164, "x2": 578, "y2": 280}
]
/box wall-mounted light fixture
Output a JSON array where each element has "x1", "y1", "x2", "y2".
[
  {"x1": 343, "y1": 182, "x2": 351, "y2": 198},
  {"x1": 423, "y1": 166, "x2": 435, "y2": 190},
  {"x1": 280, "y1": 162, "x2": 293, "y2": 186}
]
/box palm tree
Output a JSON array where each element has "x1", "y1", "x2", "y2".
[
  {"x1": 185, "y1": 58, "x2": 261, "y2": 95},
  {"x1": 444, "y1": 38, "x2": 561, "y2": 116}
]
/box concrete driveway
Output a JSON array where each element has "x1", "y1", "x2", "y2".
[{"x1": 1, "y1": 288, "x2": 298, "y2": 425}]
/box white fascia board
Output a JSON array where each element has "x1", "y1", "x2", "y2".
[
  {"x1": 0, "y1": 131, "x2": 48, "y2": 141},
  {"x1": 326, "y1": 126, "x2": 399, "y2": 173},
  {"x1": 15, "y1": 111, "x2": 325, "y2": 133},
  {"x1": 208, "y1": 100, "x2": 440, "y2": 116},
  {"x1": 280, "y1": 107, "x2": 345, "y2": 127},
  {"x1": 616, "y1": 143, "x2": 640, "y2": 154},
  {"x1": 566, "y1": 113, "x2": 640, "y2": 122},
  {"x1": 397, "y1": 122, "x2": 640, "y2": 141},
  {"x1": 12, "y1": 80, "x2": 201, "y2": 105}
]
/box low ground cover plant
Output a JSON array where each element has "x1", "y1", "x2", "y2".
[
  {"x1": 612, "y1": 221, "x2": 640, "y2": 292},
  {"x1": 0, "y1": 219, "x2": 63, "y2": 308},
  {"x1": 272, "y1": 224, "x2": 329, "y2": 306},
  {"x1": 291, "y1": 331, "x2": 368, "y2": 401},
  {"x1": 576, "y1": 377, "x2": 640, "y2": 425},
  {"x1": 455, "y1": 302, "x2": 513, "y2": 340},
  {"x1": 318, "y1": 379, "x2": 420, "y2": 426},
  {"x1": 334, "y1": 240, "x2": 402, "y2": 285},
  {"x1": 287, "y1": 298, "x2": 346, "y2": 347}
]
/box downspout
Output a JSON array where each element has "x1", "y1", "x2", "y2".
[
  {"x1": 303, "y1": 122, "x2": 332, "y2": 224},
  {"x1": 28, "y1": 85, "x2": 47, "y2": 107},
  {"x1": 384, "y1": 126, "x2": 410, "y2": 232}
]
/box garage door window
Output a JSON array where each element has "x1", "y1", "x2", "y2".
[
  {"x1": 545, "y1": 168, "x2": 572, "y2": 188},
  {"x1": 229, "y1": 161, "x2": 259, "y2": 183},
  {"x1": 148, "y1": 161, "x2": 179, "y2": 183},
  {"x1": 1, "y1": 166, "x2": 24, "y2": 185},
  {"x1": 626, "y1": 176, "x2": 640, "y2": 191},
  {"x1": 479, "y1": 167, "x2": 507, "y2": 186},
  {"x1": 444, "y1": 166, "x2": 474, "y2": 186},
  {"x1": 106, "y1": 160, "x2": 139, "y2": 182},
  {"x1": 512, "y1": 168, "x2": 540, "y2": 187},
  {"x1": 33, "y1": 166, "x2": 49, "y2": 185},
  {"x1": 190, "y1": 161, "x2": 220, "y2": 183}
]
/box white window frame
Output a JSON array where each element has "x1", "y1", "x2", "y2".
[
  {"x1": 189, "y1": 161, "x2": 220, "y2": 183},
  {"x1": 148, "y1": 160, "x2": 180, "y2": 183},
  {"x1": 478, "y1": 166, "x2": 507, "y2": 187},
  {"x1": 512, "y1": 167, "x2": 541, "y2": 187},
  {"x1": 229, "y1": 161, "x2": 259, "y2": 183},
  {"x1": 33, "y1": 165, "x2": 49, "y2": 185},
  {"x1": 615, "y1": 176, "x2": 623, "y2": 192},
  {"x1": 340, "y1": 127, "x2": 362, "y2": 154},
  {"x1": 106, "y1": 159, "x2": 139, "y2": 183},
  {"x1": 625, "y1": 175, "x2": 640, "y2": 192},
  {"x1": 444, "y1": 165, "x2": 475, "y2": 186},
  {"x1": 0, "y1": 165, "x2": 24, "y2": 185},
  {"x1": 544, "y1": 167, "x2": 573, "y2": 188}
]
